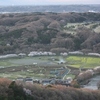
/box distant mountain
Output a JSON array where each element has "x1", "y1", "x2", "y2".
[{"x1": 0, "y1": 5, "x2": 100, "y2": 13}]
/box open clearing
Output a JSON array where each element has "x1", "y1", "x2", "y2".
[{"x1": 64, "y1": 21, "x2": 100, "y2": 34}]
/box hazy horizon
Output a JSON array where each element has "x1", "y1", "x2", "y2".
[{"x1": 0, "y1": 0, "x2": 100, "y2": 6}]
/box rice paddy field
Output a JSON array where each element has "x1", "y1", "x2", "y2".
[
  {"x1": 0, "y1": 55, "x2": 100, "y2": 79},
  {"x1": 0, "y1": 56, "x2": 68, "y2": 79}
]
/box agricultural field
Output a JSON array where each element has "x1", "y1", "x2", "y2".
[
  {"x1": 0, "y1": 56, "x2": 59, "y2": 68},
  {"x1": 0, "y1": 55, "x2": 100, "y2": 79},
  {"x1": 66, "y1": 55, "x2": 100, "y2": 69},
  {"x1": 0, "y1": 56, "x2": 69, "y2": 79},
  {"x1": 63, "y1": 21, "x2": 100, "y2": 34}
]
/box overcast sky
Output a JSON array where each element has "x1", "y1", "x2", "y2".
[{"x1": 0, "y1": 0, "x2": 100, "y2": 5}]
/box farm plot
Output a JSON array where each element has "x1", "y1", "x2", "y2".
[
  {"x1": 66, "y1": 55, "x2": 100, "y2": 69},
  {"x1": 0, "y1": 55, "x2": 99, "y2": 79},
  {"x1": 0, "y1": 65, "x2": 68, "y2": 79},
  {"x1": 0, "y1": 56, "x2": 69, "y2": 79},
  {"x1": 0, "y1": 56, "x2": 59, "y2": 67}
]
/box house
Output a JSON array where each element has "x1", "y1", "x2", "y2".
[
  {"x1": 16, "y1": 77, "x2": 24, "y2": 84},
  {"x1": 33, "y1": 79, "x2": 40, "y2": 84},
  {"x1": 16, "y1": 77, "x2": 24, "y2": 81},
  {"x1": 24, "y1": 77, "x2": 33, "y2": 84},
  {"x1": 66, "y1": 77, "x2": 73, "y2": 83},
  {"x1": 41, "y1": 79, "x2": 52, "y2": 86}
]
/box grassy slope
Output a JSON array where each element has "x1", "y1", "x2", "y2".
[{"x1": 64, "y1": 22, "x2": 100, "y2": 34}]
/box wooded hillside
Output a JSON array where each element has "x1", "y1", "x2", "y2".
[
  {"x1": 0, "y1": 78, "x2": 100, "y2": 100},
  {"x1": 0, "y1": 12, "x2": 100, "y2": 54}
]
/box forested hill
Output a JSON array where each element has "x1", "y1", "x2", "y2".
[{"x1": 0, "y1": 12, "x2": 100, "y2": 54}]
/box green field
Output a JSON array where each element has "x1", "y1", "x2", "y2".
[
  {"x1": 0, "y1": 55, "x2": 100, "y2": 79},
  {"x1": 66, "y1": 55, "x2": 100, "y2": 69},
  {"x1": 0, "y1": 56, "x2": 65, "y2": 79},
  {"x1": 0, "y1": 55, "x2": 100, "y2": 69}
]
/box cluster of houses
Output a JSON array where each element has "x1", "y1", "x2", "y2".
[
  {"x1": 16, "y1": 77, "x2": 73, "y2": 86},
  {"x1": 50, "y1": 67, "x2": 69, "y2": 78},
  {"x1": 0, "y1": 51, "x2": 100, "y2": 59},
  {"x1": 16, "y1": 77, "x2": 73, "y2": 95}
]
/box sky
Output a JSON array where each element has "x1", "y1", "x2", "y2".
[{"x1": 0, "y1": 0, "x2": 100, "y2": 5}]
